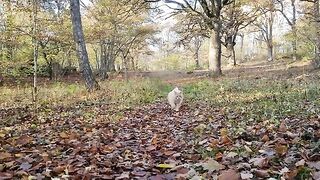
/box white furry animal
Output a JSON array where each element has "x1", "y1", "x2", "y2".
[{"x1": 167, "y1": 87, "x2": 183, "y2": 111}]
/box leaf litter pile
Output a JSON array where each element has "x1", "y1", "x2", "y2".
[{"x1": 0, "y1": 100, "x2": 319, "y2": 179}]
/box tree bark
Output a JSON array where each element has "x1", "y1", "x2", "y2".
[
  {"x1": 314, "y1": 0, "x2": 320, "y2": 67},
  {"x1": 70, "y1": 0, "x2": 99, "y2": 91},
  {"x1": 225, "y1": 37, "x2": 236, "y2": 66},
  {"x1": 291, "y1": 0, "x2": 297, "y2": 61},
  {"x1": 267, "y1": 12, "x2": 274, "y2": 61},
  {"x1": 208, "y1": 27, "x2": 222, "y2": 76}
]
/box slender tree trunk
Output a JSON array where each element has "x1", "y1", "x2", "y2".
[
  {"x1": 100, "y1": 40, "x2": 108, "y2": 80},
  {"x1": 32, "y1": 0, "x2": 38, "y2": 103},
  {"x1": 314, "y1": 0, "x2": 320, "y2": 67},
  {"x1": 291, "y1": 0, "x2": 297, "y2": 61},
  {"x1": 208, "y1": 26, "x2": 222, "y2": 76},
  {"x1": 226, "y1": 38, "x2": 236, "y2": 66},
  {"x1": 240, "y1": 34, "x2": 244, "y2": 62},
  {"x1": 194, "y1": 50, "x2": 200, "y2": 69},
  {"x1": 70, "y1": 0, "x2": 99, "y2": 91},
  {"x1": 267, "y1": 12, "x2": 274, "y2": 61}
]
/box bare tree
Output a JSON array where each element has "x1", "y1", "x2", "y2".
[
  {"x1": 164, "y1": 0, "x2": 234, "y2": 76},
  {"x1": 275, "y1": 0, "x2": 297, "y2": 61},
  {"x1": 70, "y1": 0, "x2": 99, "y2": 91}
]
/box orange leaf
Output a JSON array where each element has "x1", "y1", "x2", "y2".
[
  {"x1": 221, "y1": 135, "x2": 232, "y2": 145},
  {"x1": 210, "y1": 139, "x2": 219, "y2": 148},
  {"x1": 215, "y1": 152, "x2": 223, "y2": 161}
]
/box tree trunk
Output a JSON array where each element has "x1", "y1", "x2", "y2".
[
  {"x1": 267, "y1": 12, "x2": 274, "y2": 61},
  {"x1": 314, "y1": 0, "x2": 320, "y2": 67},
  {"x1": 70, "y1": 0, "x2": 99, "y2": 91},
  {"x1": 225, "y1": 37, "x2": 236, "y2": 66},
  {"x1": 208, "y1": 27, "x2": 222, "y2": 76},
  {"x1": 32, "y1": 0, "x2": 38, "y2": 103},
  {"x1": 100, "y1": 40, "x2": 108, "y2": 80},
  {"x1": 291, "y1": 0, "x2": 297, "y2": 61},
  {"x1": 267, "y1": 42, "x2": 274, "y2": 61},
  {"x1": 194, "y1": 50, "x2": 200, "y2": 69},
  {"x1": 240, "y1": 34, "x2": 244, "y2": 62}
]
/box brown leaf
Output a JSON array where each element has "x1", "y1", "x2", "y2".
[
  {"x1": 151, "y1": 134, "x2": 158, "y2": 145},
  {"x1": 16, "y1": 135, "x2": 33, "y2": 146},
  {"x1": 146, "y1": 145, "x2": 156, "y2": 151},
  {"x1": 254, "y1": 169, "x2": 269, "y2": 178},
  {"x1": 279, "y1": 121, "x2": 287, "y2": 132},
  {"x1": 261, "y1": 135, "x2": 270, "y2": 142},
  {"x1": 218, "y1": 169, "x2": 240, "y2": 180},
  {"x1": 210, "y1": 139, "x2": 219, "y2": 148},
  {"x1": 275, "y1": 144, "x2": 288, "y2": 156},
  {"x1": 53, "y1": 165, "x2": 66, "y2": 174},
  {"x1": 215, "y1": 152, "x2": 223, "y2": 161},
  {"x1": 221, "y1": 135, "x2": 232, "y2": 145},
  {"x1": 59, "y1": 132, "x2": 69, "y2": 139},
  {"x1": 0, "y1": 172, "x2": 13, "y2": 179},
  {"x1": 163, "y1": 150, "x2": 175, "y2": 156},
  {"x1": 0, "y1": 152, "x2": 12, "y2": 161}
]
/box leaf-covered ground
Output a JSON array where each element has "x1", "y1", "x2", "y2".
[
  {"x1": 0, "y1": 99, "x2": 319, "y2": 179},
  {"x1": 1, "y1": 60, "x2": 320, "y2": 179}
]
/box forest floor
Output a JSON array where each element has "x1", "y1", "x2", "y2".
[{"x1": 0, "y1": 60, "x2": 320, "y2": 179}]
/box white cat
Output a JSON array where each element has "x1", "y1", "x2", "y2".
[{"x1": 167, "y1": 87, "x2": 183, "y2": 111}]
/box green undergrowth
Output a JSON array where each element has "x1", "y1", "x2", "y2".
[
  {"x1": 183, "y1": 78, "x2": 320, "y2": 121},
  {"x1": 0, "y1": 78, "x2": 172, "y2": 109}
]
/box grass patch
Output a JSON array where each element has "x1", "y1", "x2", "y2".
[
  {"x1": 183, "y1": 78, "x2": 320, "y2": 120},
  {"x1": 0, "y1": 78, "x2": 172, "y2": 109}
]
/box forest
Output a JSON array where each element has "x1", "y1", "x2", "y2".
[{"x1": 0, "y1": 0, "x2": 320, "y2": 179}]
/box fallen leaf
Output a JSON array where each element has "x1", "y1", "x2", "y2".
[
  {"x1": 0, "y1": 172, "x2": 13, "y2": 179},
  {"x1": 146, "y1": 145, "x2": 156, "y2": 151},
  {"x1": 20, "y1": 162, "x2": 32, "y2": 171},
  {"x1": 275, "y1": 144, "x2": 288, "y2": 156},
  {"x1": 215, "y1": 152, "x2": 223, "y2": 161},
  {"x1": 220, "y1": 128, "x2": 228, "y2": 136},
  {"x1": 226, "y1": 152, "x2": 238, "y2": 158},
  {"x1": 249, "y1": 157, "x2": 268, "y2": 168},
  {"x1": 307, "y1": 161, "x2": 320, "y2": 170},
  {"x1": 210, "y1": 139, "x2": 220, "y2": 148},
  {"x1": 279, "y1": 167, "x2": 289, "y2": 175},
  {"x1": 261, "y1": 135, "x2": 269, "y2": 142},
  {"x1": 312, "y1": 171, "x2": 320, "y2": 180},
  {"x1": 253, "y1": 169, "x2": 269, "y2": 178},
  {"x1": 59, "y1": 132, "x2": 68, "y2": 138},
  {"x1": 221, "y1": 135, "x2": 232, "y2": 145},
  {"x1": 157, "y1": 164, "x2": 175, "y2": 169},
  {"x1": 244, "y1": 145, "x2": 253, "y2": 153},
  {"x1": 16, "y1": 135, "x2": 33, "y2": 146},
  {"x1": 218, "y1": 169, "x2": 240, "y2": 180},
  {"x1": 0, "y1": 152, "x2": 12, "y2": 161},
  {"x1": 240, "y1": 171, "x2": 253, "y2": 179},
  {"x1": 279, "y1": 121, "x2": 287, "y2": 132},
  {"x1": 115, "y1": 171, "x2": 130, "y2": 180},
  {"x1": 201, "y1": 159, "x2": 225, "y2": 172},
  {"x1": 295, "y1": 159, "x2": 305, "y2": 167}
]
